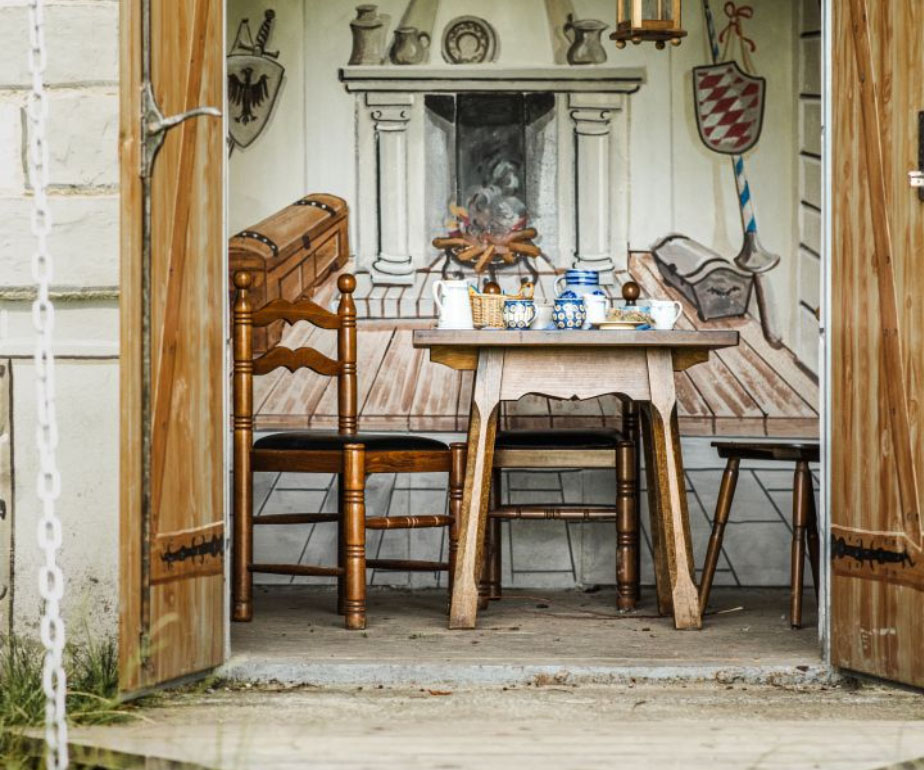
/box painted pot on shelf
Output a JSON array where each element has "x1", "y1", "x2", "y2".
[
  {"x1": 565, "y1": 18, "x2": 609, "y2": 65},
  {"x1": 349, "y1": 5, "x2": 387, "y2": 66},
  {"x1": 390, "y1": 25, "x2": 430, "y2": 64}
]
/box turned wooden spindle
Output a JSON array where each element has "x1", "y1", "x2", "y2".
[
  {"x1": 342, "y1": 443, "x2": 367, "y2": 630},
  {"x1": 232, "y1": 271, "x2": 255, "y2": 622},
  {"x1": 616, "y1": 439, "x2": 639, "y2": 610}
]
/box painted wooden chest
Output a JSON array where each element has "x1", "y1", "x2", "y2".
[
  {"x1": 229, "y1": 193, "x2": 349, "y2": 353},
  {"x1": 652, "y1": 234, "x2": 753, "y2": 321}
]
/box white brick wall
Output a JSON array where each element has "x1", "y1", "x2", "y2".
[{"x1": 0, "y1": 0, "x2": 121, "y2": 640}]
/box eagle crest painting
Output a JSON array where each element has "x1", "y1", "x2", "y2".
[{"x1": 228, "y1": 10, "x2": 284, "y2": 151}]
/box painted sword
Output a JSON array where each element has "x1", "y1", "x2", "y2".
[{"x1": 703, "y1": 0, "x2": 783, "y2": 348}]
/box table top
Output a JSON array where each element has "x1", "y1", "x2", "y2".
[{"x1": 413, "y1": 328, "x2": 739, "y2": 350}]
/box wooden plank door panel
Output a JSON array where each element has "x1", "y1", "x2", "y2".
[
  {"x1": 831, "y1": 0, "x2": 924, "y2": 688},
  {"x1": 120, "y1": 0, "x2": 225, "y2": 691}
]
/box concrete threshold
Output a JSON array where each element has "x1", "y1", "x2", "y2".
[{"x1": 220, "y1": 657, "x2": 838, "y2": 688}]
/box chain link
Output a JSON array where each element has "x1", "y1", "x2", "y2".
[{"x1": 26, "y1": 0, "x2": 69, "y2": 767}]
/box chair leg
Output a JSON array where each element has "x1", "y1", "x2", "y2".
[
  {"x1": 479, "y1": 469, "x2": 503, "y2": 610},
  {"x1": 699, "y1": 457, "x2": 740, "y2": 614},
  {"x1": 805, "y1": 471, "x2": 820, "y2": 601},
  {"x1": 790, "y1": 460, "x2": 811, "y2": 629},
  {"x1": 232, "y1": 448, "x2": 254, "y2": 623},
  {"x1": 448, "y1": 443, "x2": 467, "y2": 596},
  {"x1": 616, "y1": 439, "x2": 639, "y2": 610},
  {"x1": 336, "y1": 472, "x2": 345, "y2": 615},
  {"x1": 623, "y1": 399, "x2": 642, "y2": 599},
  {"x1": 342, "y1": 444, "x2": 367, "y2": 630}
]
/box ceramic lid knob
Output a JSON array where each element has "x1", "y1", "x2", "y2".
[{"x1": 621, "y1": 280, "x2": 640, "y2": 305}]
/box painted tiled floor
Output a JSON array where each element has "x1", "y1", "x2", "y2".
[{"x1": 249, "y1": 436, "x2": 820, "y2": 592}]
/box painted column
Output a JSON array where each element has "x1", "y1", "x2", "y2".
[
  {"x1": 569, "y1": 93, "x2": 626, "y2": 282},
  {"x1": 368, "y1": 94, "x2": 415, "y2": 285}
]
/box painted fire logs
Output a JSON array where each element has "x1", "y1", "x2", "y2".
[{"x1": 433, "y1": 226, "x2": 541, "y2": 275}]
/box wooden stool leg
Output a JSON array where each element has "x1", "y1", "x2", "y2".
[
  {"x1": 478, "y1": 470, "x2": 503, "y2": 610},
  {"x1": 336, "y1": 472, "x2": 345, "y2": 615},
  {"x1": 805, "y1": 471, "x2": 820, "y2": 601},
  {"x1": 616, "y1": 439, "x2": 639, "y2": 610},
  {"x1": 790, "y1": 460, "x2": 811, "y2": 629},
  {"x1": 699, "y1": 457, "x2": 740, "y2": 614},
  {"x1": 342, "y1": 444, "x2": 366, "y2": 630},
  {"x1": 448, "y1": 444, "x2": 467, "y2": 597}
]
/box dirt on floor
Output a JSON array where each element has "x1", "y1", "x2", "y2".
[{"x1": 67, "y1": 679, "x2": 924, "y2": 769}]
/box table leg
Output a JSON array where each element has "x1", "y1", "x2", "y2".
[
  {"x1": 450, "y1": 349, "x2": 503, "y2": 629},
  {"x1": 641, "y1": 406, "x2": 673, "y2": 616},
  {"x1": 645, "y1": 349, "x2": 702, "y2": 630}
]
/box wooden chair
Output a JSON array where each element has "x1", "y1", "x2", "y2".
[
  {"x1": 479, "y1": 401, "x2": 641, "y2": 610},
  {"x1": 232, "y1": 271, "x2": 466, "y2": 630},
  {"x1": 699, "y1": 441, "x2": 820, "y2": 628}
]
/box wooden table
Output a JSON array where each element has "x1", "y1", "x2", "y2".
[{"x1": 412, "y1": 329, "x2": 740, "y2": 630}]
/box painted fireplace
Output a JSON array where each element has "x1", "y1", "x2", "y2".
[{"x1": 341, "y1": 65, "x2": 645, "y2": 285}]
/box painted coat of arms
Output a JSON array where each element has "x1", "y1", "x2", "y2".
[
  {"x1": 228, "y1": 10, "x2": 284, "y2": 151},
  {"x1": 692, "y1": 60, "x2": 765, "y2": 155}
]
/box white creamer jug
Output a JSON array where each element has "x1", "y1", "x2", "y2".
[{"x1": 432, "y1": 280, "x2": 474, "y2": 329}]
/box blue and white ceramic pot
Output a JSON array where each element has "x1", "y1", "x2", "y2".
[
  {"x1": 552, "y1": 296, "x2": 586, "y2": 329},
  {"x1": 555, "y1": 270, "x2": 606, "y2": 300}
]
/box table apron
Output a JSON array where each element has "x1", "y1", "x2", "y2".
[{"x1": 498, "y1": 348, "x2": 651, "y2": 402}]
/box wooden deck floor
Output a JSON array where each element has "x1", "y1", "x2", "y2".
[{"x1": 253, "y1": 254, "x2": 819, "y2": 437}]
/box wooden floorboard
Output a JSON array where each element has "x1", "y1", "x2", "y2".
[{"x1": 252, "y1": 255, "x2": 820, "y2": 438}]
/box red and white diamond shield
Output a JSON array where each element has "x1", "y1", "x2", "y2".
[{"x1": 693, "y1": 61, "x2": 766, "y2": 155}]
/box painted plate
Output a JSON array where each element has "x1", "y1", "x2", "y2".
[
  {"x1": 442, "y1": 16, "x2": 498, "y2": 64},
  {"x1": 594, "y1": 321, "x2": 644, "y2": 330}
]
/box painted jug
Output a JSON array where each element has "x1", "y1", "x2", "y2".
[
  {"x1": 390, "y1": 26, "x2": 430, "y2": 65},
  {"x1": 555, "y1": 269, "x2": 606, "y2": 299}
]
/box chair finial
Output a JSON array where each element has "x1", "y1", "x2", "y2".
[
  {"x1": 338, "y1": 273, "x2": 356, "y2": 294},
  {"x1": 234, "y1": 271, "x2": 253, "y2": 290}
]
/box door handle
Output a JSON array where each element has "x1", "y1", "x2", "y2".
[{"x1": 140, "y1": 82, "x2": 221, "y2": 178}]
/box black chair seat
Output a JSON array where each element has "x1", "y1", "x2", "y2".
[
  {"x1": 254, "y1": 431, "x2": 448, "y2": 453},
  {"x1": 712, "y1": 441, "x2": 819, "y2": 464},
  {"x1": 495, "y1": 428, "x2": 626, "y2": 451}
]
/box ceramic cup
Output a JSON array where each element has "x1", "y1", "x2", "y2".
[
  {"x1": 552, "y1": 297, "x2": 586, "y2": 329},
  {"x1": 649, "y1": 299, "x2": 683, "y2": 330},
  {"x1": 583, "y1": 293, "x2": 609, "y2": 325},
  {"x1": 531, "y1": 301, "x2": 553, "y2": 329},
  {"x1": 503, "y1": 299, "x2": 537, "y2": 330}
]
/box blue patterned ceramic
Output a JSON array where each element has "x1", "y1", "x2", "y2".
[
  {"x1": 503, "y1": 299, "x2": 537, "y2": 329},
  {"x1": 552, "y1": 296, "x2": 586, "y2": 329},
  {"x1": 555, "y1": 270, "x2": 606, "y2": 299}
]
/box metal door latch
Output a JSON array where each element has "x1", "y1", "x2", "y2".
[
  {"x1": 914, "y1": 111, "x2": 924, "y2": 201},
  {"x1": 140, "y1": 82, "x2": 221, "y2": 178}
]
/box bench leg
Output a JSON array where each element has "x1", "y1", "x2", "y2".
[{"x1": 699, "y1": 457, "x2": 740, "y2": 614}]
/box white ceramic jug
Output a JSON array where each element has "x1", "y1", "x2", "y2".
[{"x1": 432, "y1": 280, "x2": 474, "y2": 329}]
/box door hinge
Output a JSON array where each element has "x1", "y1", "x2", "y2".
[{"x1": 140, "y1": 82, "x2": 221, "y2": 178}]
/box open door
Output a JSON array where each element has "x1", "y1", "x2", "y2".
[
  {"x1": 119, "y1": 0, "x2": 225, "y2": 690},
  {"x1": 830, "y1": 0, "x2": 924, "y2": 688}
]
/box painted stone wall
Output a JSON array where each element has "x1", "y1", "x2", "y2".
[
  {"x1": 229, "y1": 0, "x2": 805, "y2": 352},
  {"x1": 0, "y1": 0, "x2": 120, "y2": 639}
]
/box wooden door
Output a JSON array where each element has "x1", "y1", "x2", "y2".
[
  {"x1": 831, "y1": 0, "x2": 924, "y2": 688},
  {"x1": 119, "y1": 0, "x2": 225, "y2": 690}
]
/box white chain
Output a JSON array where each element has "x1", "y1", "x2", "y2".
[{"x1": 26, "y1": 0, "x2": 69, "y2": 767}]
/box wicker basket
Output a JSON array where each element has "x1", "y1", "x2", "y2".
[{"x1": 470, "y1": 292, "x2": 507, "y2": 329}]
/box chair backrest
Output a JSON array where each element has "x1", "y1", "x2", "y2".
[{"x1": 232, "y1": 271, "x2": 358, "y2": 434}]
